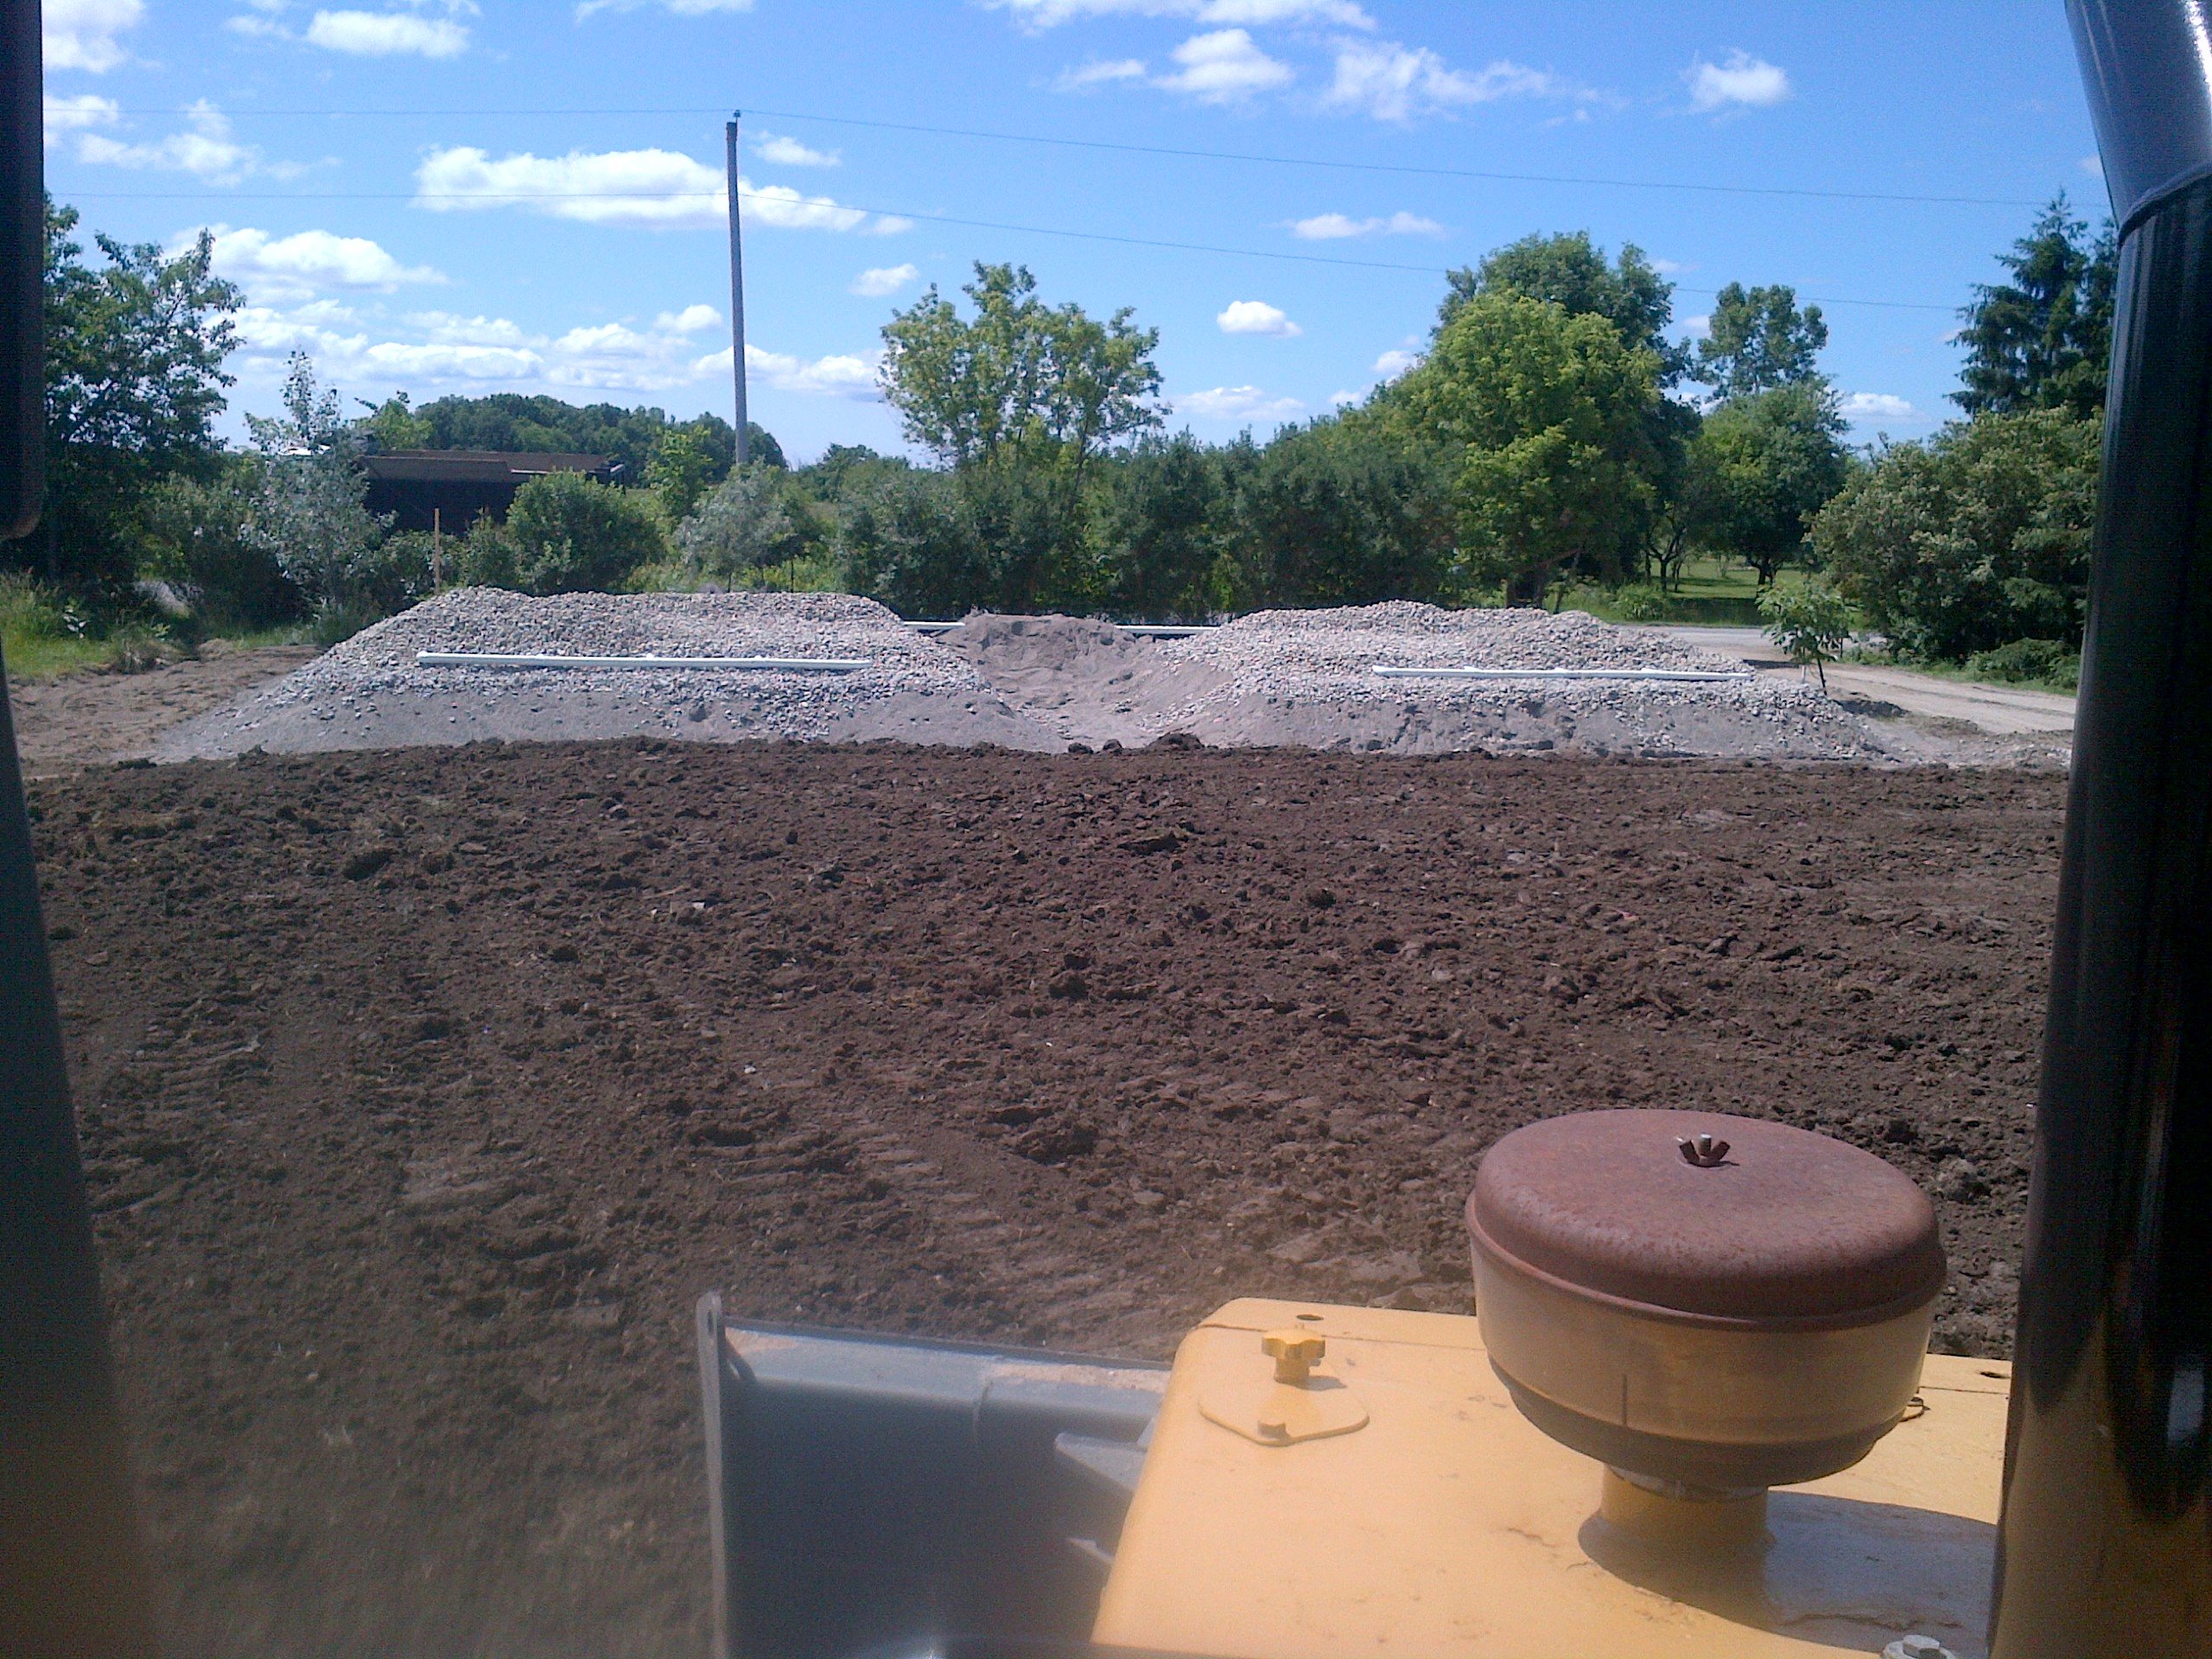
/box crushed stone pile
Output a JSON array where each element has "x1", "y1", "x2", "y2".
[
  {"x1": 157, "y1": 592, "x2": 1904, "y2": 765},
  {"x1": 1151, "y1": 603, "x2": 1887, "y2": 760},
  {"x1": 155, "y1": 589, "x2": 1060, "y2": 760}
]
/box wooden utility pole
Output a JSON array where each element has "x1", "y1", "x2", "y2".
[{"x1": 724, "y1": 111, "x2": 750, "y2": 469}]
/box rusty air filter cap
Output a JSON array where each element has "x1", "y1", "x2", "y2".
[{"x1": 1468, "y1": 1109, "x2": 1943, "y2": 1327}]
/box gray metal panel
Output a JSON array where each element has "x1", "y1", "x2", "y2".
[{"x1": 700, "y1": 1305, "x2": 1166, "y2": 1659}]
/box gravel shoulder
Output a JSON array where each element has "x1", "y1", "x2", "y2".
[{"x1": 46, "y1": 741, "x2": 2059, "y2": 1657}]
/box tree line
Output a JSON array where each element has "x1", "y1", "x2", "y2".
[{"x1": 1, "y1": 193, "x2": 2113, "y2": 689}]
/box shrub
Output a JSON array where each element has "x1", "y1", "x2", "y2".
[
  {"x1": 1965, "y1": 637, "x2": 2079, "y2": 689},
  {"x1": 1811, "y1": 409, "x2": 2098, "y2": 659},
  {"x1": 1758, "y1": 579, "x2": 1857, "y2": 690},
  {"x1": 500, "y1": 473, "x2": 667, "y2": 594},
  {"x1": 132, "y1": 463, "x2": 302, "y2": 629},
  {"x1": 1609, "y1": 582, "x2": 1673, "y2": 621},
  {"x1": 674, "y1": 463, "x2": 811, "y2": 580}
]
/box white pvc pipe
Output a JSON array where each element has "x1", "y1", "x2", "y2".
[
  {"x1": 1372, "y1": 665, "x2": 1753, "y2": 682},
  {"x1": 416, "y1": 652, "x2": 872, "y2": 672}
]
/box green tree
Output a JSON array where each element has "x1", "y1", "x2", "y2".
[
  {"x1": 647, "y1": 422, "x2": 728, "y2": 522},
  {"x1": 358, "y1": 391, "x2": 431, "y2": 449},
  {"x1": 1690, "y1": 383, "x2": 1852, "y2": 584},
  {"x1": 131, "y1": 457, "x2": 299, "y2": 629},
  {"x1": 1955, "y1": 196, "x2": 2116, "y2": 421},
  {"x1": 1695, "y1": 283, "x2": 1829, "y2": 399},
  {"x1": 247, "y1": 353, "x2": 399, "y2": 628},
  {"x1": 879, "y1": 263, "x2": 1162, "y2": 610},
  {"x1": 1810, "y1": 408, "x2": 2100, "y2": 659},
  {"x1": 674, "y1": 462, "x2": 812, "y2": 579},
  {"x1": 1221, "y1": 416, "x2": 1458, "y2": 609},
  {"x1": 880, "y1": 263, "x2": 1163, "y2": 473},
  {"x1": 1441, "y1": 232, "x2": 1687, "y2": 381},
  {"x1": 7, "y1": 200, "x2": 242, "y2": 601},
  {"x1": 1393, "y1": 291, "x2": 1662, "y2": 605},
  {"x1": 1758, "y1": 579, "x2": 1856, "y2": 690},
  {"x1": 496, "y1": 471, "x2": 667, "y2": 594},
  {"x1": 1096, "y1": 433, "x2": 1230, "y2": 620}
]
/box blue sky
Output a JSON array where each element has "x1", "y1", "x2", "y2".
[{"x1": 41, "y1": 0, "x2": 2103, "y2": 461}]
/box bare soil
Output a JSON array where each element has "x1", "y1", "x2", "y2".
[
  {"x1": 9, "y1": 643, "x2": 316, "y2": 777},
  {"x1": 36, "y1": 740, "x2": 2062, "y2": 1657}
]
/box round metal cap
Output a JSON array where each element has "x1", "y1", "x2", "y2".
[{"x1": 1468, "y1": 1109, "x2": 1944, "y2": 1328}]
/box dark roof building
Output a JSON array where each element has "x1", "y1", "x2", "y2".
[{"x1": 361, "y1": 449, "x2": 620, "y2": 534}]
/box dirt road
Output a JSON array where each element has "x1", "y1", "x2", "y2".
[
  {"x1": 39, "y1": 741, "x2": 2060, "y2": 1656},
  {"x1": 1656, "y1": 625, "x2": 2076, "y2": 736}
]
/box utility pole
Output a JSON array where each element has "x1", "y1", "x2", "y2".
[{"x1": 724, "y1": 110, "x2": 750, "y2": 469}]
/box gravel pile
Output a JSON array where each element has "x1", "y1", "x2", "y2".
[
  {"x1": 1152, "y1": 602, "x2": 1885, "y2": 760},
  {"x1": 156, "y1": 589, "x2": 1057, "y2": 759}
]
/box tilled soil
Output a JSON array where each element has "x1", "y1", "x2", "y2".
[{"x1": 38, "y1": 741, "x2": 2063, "y2": 1658}]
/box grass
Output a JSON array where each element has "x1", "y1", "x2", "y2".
[
  {"x1": 1558, "y1": 556, "x2": 1809, "y2": 626},
  {"x1": 0, "y1": 572, "x2": 316, "y2": 683},
  {"x1": 1844, "y1": 650, "x2": 2080, "y2": 697}
]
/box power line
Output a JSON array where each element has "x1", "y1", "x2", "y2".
[
  {"x1": 61, "y1": 186, "x2": 1961, "y2": 312},
  {"x1": 96, "y1": 103, "x2": 2050, "y2": 211}
]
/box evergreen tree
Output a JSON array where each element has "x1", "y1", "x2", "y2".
[{"x1": 1954, "y1": 196, "x2": 2116, "y2": 419}]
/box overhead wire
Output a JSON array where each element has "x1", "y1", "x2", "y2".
[
  {"x1": 61, "y1": 186, "x2": 1961, "y2": 312},
  {"x1": 99, "y1": 101, "x2": 2049, "y2": 212}
]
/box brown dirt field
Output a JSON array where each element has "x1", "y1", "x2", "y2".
[
  {"x1": 9, "y1": 642, "x2": 317, "y2": 777},
  {"x1": 35, "y1": 741, "x2": 2063, "y2": 1657}
]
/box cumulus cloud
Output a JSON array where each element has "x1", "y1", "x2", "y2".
[
  {"x1": 232, "y1": 289, "x2": 865, "y2": 399},
  {"x1": 44, "y1": 93, "x2": 121, "y2": 144},
  {"x1": 1840, "y1": 391, "x2": 1925, "y2": 427},
  {"x1": 44, "y1": 0, "x2": 145, "y2": 73},
  {"x1": 1325, "y1": 41, "x2": 1562, "y2": 122},
  {"x1": 656, "y1": 303, "x2": 721, "y2": 332},
  {"x1": 995, "y1": 0, "x2": 1371, "y2": 29},
  {"x1": 73, "y1": 103, "x2": 264, "y2": 186},
  {"x1": 202, "y1": 226, "x2": 445, "y2": 302},
  {"x1": 1686, "y1": 49, "x2": 1789, "y2": 112},
  {"x1": 850, "y1": 264, "x2": 919, "y2": 296},
  {"x1": 412, "y1": 146, "x2": 905, "y2": 232},
  {"x1": 1217, "y1": 299, "x2": 1301, "y2": 337},
  {"x1": 1156, "y1": 29, "x2": 1292, "y2": 105},
  {"x1": 1372, "y1": 347, "x2": 1419, "y2": 377},
  {"x1": 304, "y1": 9, "x2": 471, "y2": 57},
  {"x1": 1288, "y1": 210, "x2": 1441, "y2": 239},
  {"x1": 689, "y1": 343, "x2": 880, "y2": 398},
  {"x1": 1057, "y1": 58, "x2": 1148, "y2": 92},
  {"x1": 753, "y1": 131, "x2": 840, "y2": 168},
  {"x1": 1173, "y1": 385, "x2": 1304, "y2": 423}
]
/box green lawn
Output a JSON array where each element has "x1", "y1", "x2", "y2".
[{"x1": 1559, "y1": 556, "x2": 1807, "y2": 626}]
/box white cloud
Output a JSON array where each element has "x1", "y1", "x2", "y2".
[
  {"x1": 304, "y1": 10, "x2": 470, "y2": 57},
  {"x1": 691, "y1": 343, "x2": 880, "y2": 398},
  {"x1": 232, "y1": 292, "x2": 861, "y2": 398},
  {"x1": 1217, "y1": 299, "x2": 1301, "y2": 338},
  {"x1": 74, "y1": 103, "x2": 263, "y2": 186},
  {"x1": 1680, "y1": 314, "x2": 1710, "y2": 340},
  {"x1": 850, "y1": 263, "x2": 919, "y2": 297},
  {"x1": 1840, "y1": 392, "x2": 1925, "y2": 427},
  {"x1": 1156, "y1": 29, "x2": 1292, "y2": 105},
  {"x1": 412, "y1": 146, "x2": 904, "y2": 232},
  {"x1": 44, "y1": 94, "x2": 121, "y2": 145},
  {"x1": 203, "y1": 226, "x2": 445, "y2": 302},
  {"x1": 1686, "y1": 49, "x2": 1789, "y2": 112},
  {"x1": 1057, "y1": 58, "x2": 1148, "y2": 92},
  {"x1": 657, "y1": 303, "x2": 722, "y2": 333},
  {"x1": 1325, "y1": 41, "x2": 1561, "y2": 122},
  {"x1": 1372, "y1": 347, "x2": 1419, "y2": 377},
  {"x1": 754, "y1": 131, "x2": 840, "y2": 168},
  {"x1": 44, "y1": 0, "x2": 144, "y2": 72},
  {"x1": 577, "y1": 0, "x2": 753, "y2": 16},
  {"x1": 1288, "y1": 209, "x2": 1442, "y2": 240},
  {"x1": 2079, "y1": 154, "x2": 2104, "y2": 177},
  {"x1": 1173, "y1": 385, "x2": 1304, "y2": 423},
  {"x1": 994, "y1": 0, "x2": 1371, "y2": 28},
  {"x1": 1329, "y1": 389, "x2": 1359, "y2": 406}
]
